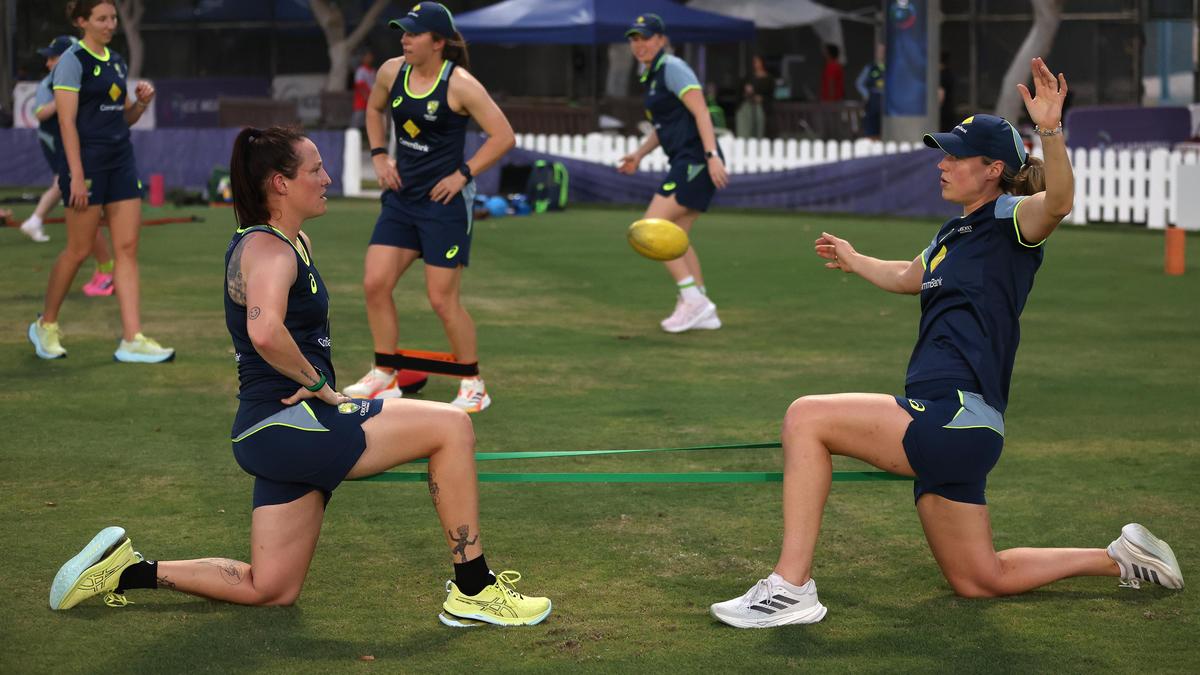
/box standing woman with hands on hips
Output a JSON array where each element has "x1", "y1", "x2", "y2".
[
  {"x1": 619, "y1": 13, "x2": 729, "y2": 334},
  {"x1": 344, "y1": 2, "x2": 514, "y2": 413},
  {"x1": 28, "y1": 0, "x2": 173, "y2": 363}
]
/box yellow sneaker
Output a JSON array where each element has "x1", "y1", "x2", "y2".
[
  {"x1": 49, "y1": 526, "x2": 142, "y2": 610},
  {"x1": 441, "y1": 570, "x2": 551, "y2": 626},
  {"x1": 28, "y1": 316, "x2": 67, "y2": 359},
  {"x1": 114, "y1": 333, "x2": 175, "y2": 363}
]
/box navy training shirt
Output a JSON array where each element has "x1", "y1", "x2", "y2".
[
  {"x1": 224, "y1": 226, "x2": 334, "y2": 434},
  {"x1": 639, "y1": 48, "x2": 705, "y2": 164},
  {"x1": 50, "y1": 42, "x2": 134, "y2": 172},
  {"x1": 905, "y1": 194, "x2": 1045, "y2": 413},
  {"x1": 388, "y1": 60, "x2": 469, "y2": 200}
]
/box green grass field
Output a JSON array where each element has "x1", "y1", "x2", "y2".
[{"x1": 2, "y1": 197, "x2": 1198, "y2": 673}]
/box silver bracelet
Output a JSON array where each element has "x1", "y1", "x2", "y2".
[{"x1": 1034, "y1": 123, "x2": 1063, "y2": 137}]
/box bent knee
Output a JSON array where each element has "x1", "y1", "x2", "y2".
[
  {"x1": 946, "y1": 575, "x2": 1003, "y2": 599},
  {"x1": 256, "y1": 585, "x2": 303, "y2": 606},
  {"x1": 783, "y1": 395, "x2": 832, "y2": 434}
]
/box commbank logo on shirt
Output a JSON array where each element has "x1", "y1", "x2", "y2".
[
  {"x1": 403, "y1": 119, "x2": 420, "y2": 137},
  {"x1": 921, "y1": 277, "x2": 943, "y2": 291}
]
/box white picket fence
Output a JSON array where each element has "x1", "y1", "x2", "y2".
[
  {"x1": 346, "y1": 129, "x2": 1198, "y2": 228},
  {"x1": 514, "y1": 132, "x2": 918, "y2": 174}
]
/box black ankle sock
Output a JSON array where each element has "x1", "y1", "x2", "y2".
[
  {"x1": 453, "y1": 554, "x2": 494, "y2": 596},
  {"x1": 117, "y1": 560, "x2": 158, "y2": 591}
]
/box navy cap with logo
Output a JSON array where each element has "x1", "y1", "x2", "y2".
[
  {"x1": 37, "y1": 35, "x2": 77, "y2": 58},
  {"x1": 389, "y1": 2, "x2": 457, "y2": 37},
  {"x1": 923, "y1": 114, "x2": 1028, "y2": 173},
  {"x1": 625, "y1": 13, "x2": 666, "y2": 38}
]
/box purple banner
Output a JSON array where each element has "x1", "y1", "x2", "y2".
[
  {"x1": 0, "y1": 128, "x2": 344, "y2": 195},
  {"x1": 153, "y1": 78, "x2": 270, "y2": 128}
]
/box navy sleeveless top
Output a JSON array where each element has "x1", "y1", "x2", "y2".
[
  {"x1": 50, "y1": 43, "x2": 134, "y2": 171},
  {"x1": 640, "y1": 48, "x2": 705, "y2": 165},
  {"x1": 905, "y1": 194, "x2": 1045, "y2": 413},
  {"x1": 388, "y1": 59, "x2": 469, "y2": 200},
  {"x1": 224, "y1": 225, "x2": 333, "y2": 434}
]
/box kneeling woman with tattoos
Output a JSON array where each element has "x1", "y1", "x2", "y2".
[{"x1": 49, "y1": 126, "x2": 551, "y2": 627}]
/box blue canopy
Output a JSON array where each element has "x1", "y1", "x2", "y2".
[{"x1": 454, "y1": 0, "x2": 755, "y2": 44}]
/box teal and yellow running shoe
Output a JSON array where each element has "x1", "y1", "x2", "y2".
[
  {"x1": 50, "y1": 526, "x2": 142, "y2": 610},
  {"x1": 442, "y1": 570, "x2": 551, "y2": 626}
]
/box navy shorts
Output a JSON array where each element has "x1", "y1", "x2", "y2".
[
  {"x1": 231, "y1": 398, "x2": 383, "y2": 508},
  {"x1": 656, "y1": 160, "x2": 717, "y2": 212},
  {"x1": 58, "y1": 163, "x2": 142, "y2": 207},
  {"x1": 895, "y1": 380, "x2": 1005, "y2": 505},
  {"x1": 370, "y1": 183, "x2": 476, "y2": 268}
]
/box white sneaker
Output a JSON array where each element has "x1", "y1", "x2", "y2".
[
  {"x1": 695, "y1": 308, "x2": 722, "y2": 330},
  {"x1": 20, "y1": 218, "x2": 50, "y2": 243},
  {"x1": 343, "y1": 367, "x2": 402, "y2": 398},
  {"x1": 451, "y1": 377, "x2": 491, "y2": 413},
  {"x1": 661, "y1": 297, "x2": 717, "y2": 334},
  {"x1": 710, "y1": 573, "x2": 828, "y2": 628},
  {"x1": 660, "y1": 295, "x2": 685, "y2": 331},
  {"x1": 114, "y1": 333, "x2": 175, "y2": 363},
  {"x1": 1107, "y1": 523, "x2": 1184, "y2": 590}
]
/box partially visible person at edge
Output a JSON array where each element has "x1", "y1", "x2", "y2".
[
  {"x1": 350, "y1": 48, "x2": 376, "y2": 131},
  {"x1": 618, "y1": 13, "x2": 730, "y2": 333},
  {"x1": 735, "y1": 54, "x2": 773, "y2": 138},
  {"x1": 819, "y1": 43, "x2": 844, "y2": 102},
  {"x1": 48, "y1": 125, "x2": 553, "y2": 628},
  {"x1": 710, "y1": 58, "x2": 1183, "y2": 629},
  {"x1": 20, "y1": 33, "x2": 116, "y2": 298},
  {"x1": 343, "y1": 2, "x2": 513, "y2": 413},
  {"x1": 28, "y1": 0, "x2": 174, "y2": 362},
  {"x1": 855, "y1": 43, "x2": 885, "y2": 139}
]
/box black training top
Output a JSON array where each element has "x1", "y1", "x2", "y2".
[
  {"x1": 224, "y1": 225, "x2": 333, "y2": 434},
  {"x1": 388, "y1": 59, "x2": 470, "y2": 200}
]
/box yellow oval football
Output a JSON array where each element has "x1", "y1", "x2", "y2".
[{"x1": 627, "y1": 218, "x2": 689, "y2": 261}]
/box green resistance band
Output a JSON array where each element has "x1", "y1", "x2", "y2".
[
  {"x1": 350, "y1": 441, "x2": 911, "y2": 483},
  {"x1": 357, "y1": 471, "x2": 909, "y2": 483}
]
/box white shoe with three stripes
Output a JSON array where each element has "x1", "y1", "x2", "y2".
[
  {"x1": 710, "y1": 573, "x2": 828, "y2": 628},
  {"x1": 1107, "y1": 523, "x2": 1184, "y2": 590}
]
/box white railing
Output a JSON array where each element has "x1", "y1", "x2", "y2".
[
  {"x1": 1070, "y1": 146, "x2": 1198, "y2": 229},
  {"x1": 514, "y1": 132, "x2": 916, "y2": 174},
  {"x1": 347, "y1": 129, "x2": 1197, "y2": 229}
]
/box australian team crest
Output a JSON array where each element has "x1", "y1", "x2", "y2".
[
  {"x1": 423, "y1": 100, "x2": 440, "y2": 121},
  {"x1": 338, "y1": 401, "x2": 361, "y2": 415}
]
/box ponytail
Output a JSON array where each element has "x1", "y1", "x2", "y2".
[
  {"x1": 982, "y1": 155, "x2": 1046, "y2": 196},
  {"x1": 229, "y1": 126, "x2": 305, "y2": 228},
  {"x1": 437, "y1": 30, "x2": 470, "y2": 70}
]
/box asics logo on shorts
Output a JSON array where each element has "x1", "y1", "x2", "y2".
[
  {"x1": 445, "y1": 245, "x2": 459, "y2": 259},
  {"x1": 908, "y1": 399, "x2": 926, "y2": 412},
  {"x1": 662, "y1": 181, "x2": 677, "y2": 192}
]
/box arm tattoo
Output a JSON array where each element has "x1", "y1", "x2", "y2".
[
  {"x1": 226, "y1": 239, "x2": 248, "y2": 305},
  {"x1": 197, "y1": 558, "x2": 245, "y2": 585},
  {"x1": 428, "y1": 471, "x2": 440, "y2": 505},
  {"x1": 248, "y1": 306, "x2": 261, "y2": 320},
  {"x1": 157, "y1": 575, "x2": 177, "y2": 590},
  {"x1": 448, "y1": 525, "x2": 478, "y2": 563}
]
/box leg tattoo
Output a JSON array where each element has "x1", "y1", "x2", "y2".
[
  {"x1": 197, "y1": 558, "x2": 245, "y2": 585},
  {"x1": 156, "y1": 575, "x2": 177, "y2": 590},
  {"x1": 428, "y1": 471, "x2": 441, "y2": 506},
  {"x1": 448, "y1": 525, "x2": 478, "y2": 563}
]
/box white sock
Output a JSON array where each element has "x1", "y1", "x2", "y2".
[
  {"x1": 768, "y1": 572, "x2": 812, "y2": 594},
  {"x1": 24, "y1": 214, "x2": 43, "y2": 228},
  {"x1": 699, "y1": 285, "x2": 707, "y2": 296},
  {"x1": 677, "y1": 276, "x2": 703, "y2": 301}
]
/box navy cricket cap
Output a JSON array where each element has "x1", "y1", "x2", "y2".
[
  {"x1": 37, "y1": 35, "x2": 77, "y2": 58},
  {"x1": 923, "y1": 114, "x2": 1028, "y2": 173},
  {"x1": 389, "y1": 2, "x2": 457, "y2": 37},
  {"x1": 625, "y1": 14, "x2": 666, "y2": 38}
]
